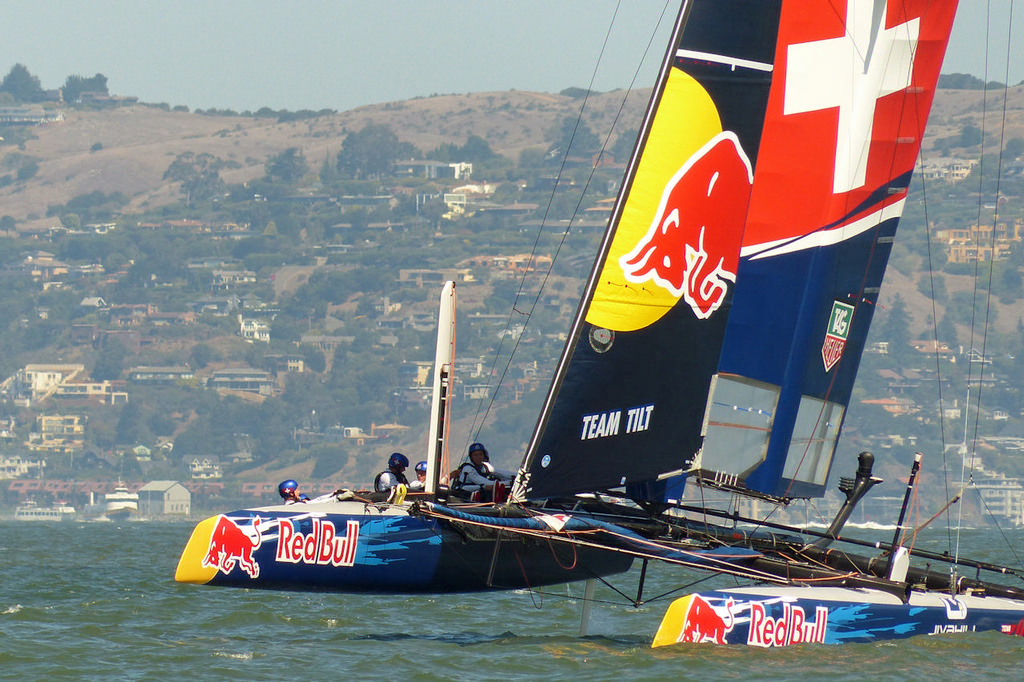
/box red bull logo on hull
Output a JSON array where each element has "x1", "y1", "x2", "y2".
[
  {"x1": 276, "y1": 518, "x2": 359, "y2": 567},
  {"x1": 747, "y1": 601, "x2": 828, "y2": 647},
  {"x1": 672, "y1": 594, "x2": 737, "y2": 644},
  {"x1": 202, "y1": 515, "x2": 263, "y2": 579},
  {"x1": 619, "y1": 131, "x2": 752, "y2": 320}
]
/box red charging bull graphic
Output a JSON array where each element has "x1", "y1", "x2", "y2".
[
  {"x1": 619, "y1": 131, "x2": 752, "y2": 320},
  {"x1": 678, "y1": 595, "x2": 736, "y2": 644},
  {"x1": 202, "y1": 515, "x2": 263, "y2": 579}
]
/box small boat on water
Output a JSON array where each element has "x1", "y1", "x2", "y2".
[
  {"x1": 15, "y1": 498, "x2": 76, "y2": 521},
  {"x1": 178, "y1": 0, "x2": 1024, "y2": 645}
]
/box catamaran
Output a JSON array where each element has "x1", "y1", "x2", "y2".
[{"x1": 177, "y1": 0, "x2": 1024, "y2": 645}]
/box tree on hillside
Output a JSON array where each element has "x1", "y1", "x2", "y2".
[
  {"x1": 163, "y1": 152, "x2": 226, "y2": 206},
  {"x1": 1005, "y1": 137, "x2": 1024, "y2": 160},
  {"x1": 610, "y1": 128, "x2": 638, "y2": 163},
  {"x1": 1, "y1": 64, "x2": 43, "y2": 102},
  {"x1": 265, "y1": 147, "x2": 308, "y2": 184},
  {"x1": 879, "y1": 294, "x2": 913, "y2": 365},
  {"x1": 62, "y1": 73, "x2": 108, "y2": 103},
  {"x1": 336, "y1": 124, "x2": 419, "y2": 179},
  {"x1": 428, "y1": 135, "x2": 498, "y2": 164},
  {"x1": 957, "y1": 123, "x2": 983, "y2": 148},
  {"x1": 548, "y1": 117, "x2": 601, "y2": 159},
  {"x1": 93, "y1": 339, "x2": 127, "y2": 381},
  {"x1": 937, "y1": 73, "x2": 992, "y2": 90}
]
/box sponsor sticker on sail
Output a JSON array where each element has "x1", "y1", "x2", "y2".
[{"x1": 821, "y1": 301, "x2": 854, "y2": 372}]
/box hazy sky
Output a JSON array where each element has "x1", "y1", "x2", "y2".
[{"x1": 5, "y1": 1, "x2": 1022, "y2": 113}]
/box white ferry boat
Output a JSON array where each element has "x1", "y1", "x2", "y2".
[{"x1": 15, "y1": 499, "x2": 76, "y2": 521}]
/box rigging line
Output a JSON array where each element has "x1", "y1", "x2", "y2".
[
  {"x1": 916, "y1": 103, "x2": 954, "y2": 548},
  {"x1": 466, "y1": 0, "x2": 624, "y2": 439},
  {"x1": 957, "y1": 0, "x2": 999, "y2": 565},
  {"x1": 465, "y1": 0, "x2": 667, "y2": 447},
  {"x1": 910, "y1": 485, "x2": 964, "y2": 536},
  {"x1": 961, "y1": 0, "x2": 1016, "y2": 569},
  {"x1": 967, "y1": 0, "x2": 1015, "y2": 524},
  {"x1": 964, "y1": 474, "x2": 1024, "y2": 572},
  {"x1": 899, "y1": 472, "x2": 921, "y2": 549},
  {"x1": 894, "y1": 0, "x2": 956, "y2": 549},
  {"x1": 633, "y1": 573, "x2": 726, "y2": 606}
]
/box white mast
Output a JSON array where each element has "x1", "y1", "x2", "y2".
[{"x1": 425, "y1": 281, "x2": 456, "y2": 494}]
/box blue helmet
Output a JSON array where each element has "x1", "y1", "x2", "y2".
[
  {"x1": 415, "y1": 461, "x2": 427, "y2": 473},
  {"x1": 278, "y1": 479, "x2": 298, "y2": 499},
  {"x1": 468, "y1": 442, "x2": 487, "y2": 457},
  {"x1": 389, "y1": 452, "x2": 409, "y2": 469}
]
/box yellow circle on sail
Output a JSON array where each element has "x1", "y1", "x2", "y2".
[{"x1": 586, "y1": 68, "x2": 723, "y2": 332}]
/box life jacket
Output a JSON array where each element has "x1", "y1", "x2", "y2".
[
  {"x1": 451, "y1": 462, "x2": 485, "y2": 489},
  {"x1": 374, "y1": 469, "x2": 408, "y2": 492}
]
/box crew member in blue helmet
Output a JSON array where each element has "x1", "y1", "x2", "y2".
[
  {"x1": 451, "y1": 442, "x2": 512, "y2": 501},
  {"x1": 278, "y1": 479, "x2": 302, "y2": 504},
  {"x1": 374, "y1": 452, "x2": 410, "y2": 493},
  {"x1": 409, "y1": 460, "x2": 428, "y2": 491},
  {"x1": 278, "y1": 479, "x2": 347, "y2": 504}
]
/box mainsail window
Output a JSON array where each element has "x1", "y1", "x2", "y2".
[
  {"x1": 782, "y1": 396, "x2": 844, "y2": 487},
  {"x1": 694, "y1": 374, "x2": 778, "y2": 480}
]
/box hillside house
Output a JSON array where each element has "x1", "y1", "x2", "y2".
[
  {"x1": 29, "y1": 414, "x2": 86, "y2": 454},
  {"x1": 917, "y1": 157, "x2": 977, "y2": 182},
  {"x1": 55, "y1": 379, "x2": 129, "y2": 405},
  {"x1": 0, "y1": 454, "x2": 45, "y2": 479},
  {"x1": 188, "y1": 457, "x2": 222, "y2": 480},
  {"x1": 192, "y1": 295, "x2": 240, "y2": 315},
  {"x1": 211, "y1": 269, "x2": 257, "y2": 290},
  {"x1": 239, "y1": 316, "x2": 271, "y2": 342},
  {"x1": 11, "y1": 364, "x2": 86, "y2": 405},
  {"x1": 936, "y1": 218, "x2": 1022, "y2": 263},
  {"x1": 264, "y1": 354, "x2": 305, "y2": 374},
  {"x1": 129, "y1": 366, "x2": 195, "y2": 384},
  {"x1": 207, "y1": 368, "x2": 275, "y2": 396}
]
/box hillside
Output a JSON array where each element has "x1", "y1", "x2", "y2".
[
  {"x1": 0, "y1": 88, "x2": 652, "y2": 234},
  {"x1": 2, "y1": 83, "x2": 1024, "y2": 497},
  {"x1": 4, "y1": 85, "x2": 1022, "y2": 222},
  {"x1": 4, "y1": 85, "x2": 1024, "y2": 333}
]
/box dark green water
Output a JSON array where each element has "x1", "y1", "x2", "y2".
[{"x1": 1, "y1": 521, "x2": 1022, "y2": 681}]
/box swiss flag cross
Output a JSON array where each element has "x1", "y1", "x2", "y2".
[{"x1": 742, "y1": 0, "x2": 957, "y2": 257}]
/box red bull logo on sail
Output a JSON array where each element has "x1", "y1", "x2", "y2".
[
  {"x1": 619, "y1": 131, "x2": 752, "y2": 320},
  {"x1": 202, "y1": 515, "x2": 263, "y2": 579}
]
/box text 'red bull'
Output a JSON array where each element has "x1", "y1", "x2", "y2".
[
  {"x1": 202, "y1": 515, "x2": 263, "y2": 579},
  {"x1": 747, "y1": 601, "x2": 828, "y2": 647},
  {"x1": 276, "y1": 518, "x2": 359, "y2": 567},
  {"x1": 620, "y1": 131, "x2": 752, "y2": 320}
]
